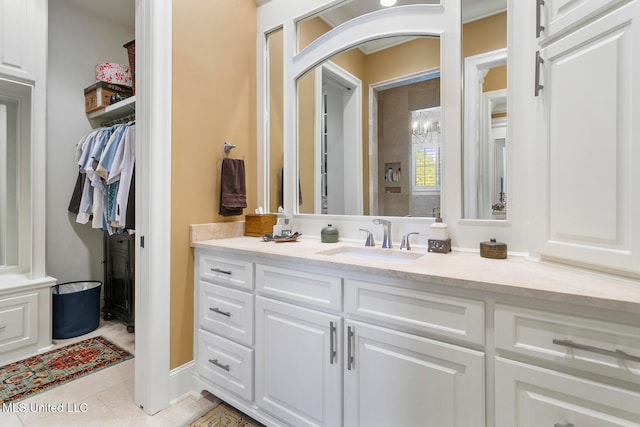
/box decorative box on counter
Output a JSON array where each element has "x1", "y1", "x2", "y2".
[
  {"x1": 245, "y1": 214, "x2": 277, "y2": 237},
  {"x1": 84, "y1": 81, "x2": 133, "y2": 113}
]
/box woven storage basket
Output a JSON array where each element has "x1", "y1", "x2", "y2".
[{"x1": 123, "y1": 39, "x2": 135, "y2": 93}]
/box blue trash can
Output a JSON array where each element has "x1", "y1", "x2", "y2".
[{"x1": 52, "y1": 281, "x2": 102, "y2": 339}]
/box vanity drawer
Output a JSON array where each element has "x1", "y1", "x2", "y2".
[
  {"x1": 255, "y1": 264, "x2": 342, "y2": 311},
  {"x1": 199, "y1": 253, "x2": 254, "y2": 291},
  {"x1": 495, "y1": 304, "x2": 640, "y2": 384},
  {"x1": 0, "y1": 292, "x2": 38, "y2": 354},
  {"x1": 198, "y1": 328, "x2": 254, "y2": 402},
  {"x1": 344, "y1": 279, "x2": 485, "y2": 346},
  {"x1": 199, "y1": 281, "x2": 253, "y2": 346},
  {"x1": 495, "y1": 357, "x2": 640, "y2": 427}
]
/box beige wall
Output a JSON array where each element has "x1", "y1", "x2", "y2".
[
  {"x1": 171, "y1": 0, "x2": 257, "y2": 369},
  {"x1": 463, "y1": 11, "x2": 507, "y2": 92}
]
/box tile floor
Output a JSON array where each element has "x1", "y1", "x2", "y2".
[{"x1": 0, "y1": 320, "x2": 218, "y2": 426}]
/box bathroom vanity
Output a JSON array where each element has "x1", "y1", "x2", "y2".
[{"x1": 192, "y1": 236, "x2": 640, "y2": 427}]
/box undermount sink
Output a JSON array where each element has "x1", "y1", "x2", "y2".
[{"x1": 316, "y1": 246, "x2": 424, "y2": 264}]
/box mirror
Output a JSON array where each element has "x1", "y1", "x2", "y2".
[
  {"x1": 267, "y1": 28, "x2": 284, "y2": 213},
  {"x1": 462, "y1": 4, "x2": 508, "y2": 219},
  {"x1": 296, "y1": 36, "x2": 441, "y2": 217},
  {"x1": 0, "y1": 79, "x2": 31, "y2": 268}
]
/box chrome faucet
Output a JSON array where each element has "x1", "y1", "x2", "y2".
[
  {"x1": 359, "y1": 229, "x2": 375, "y2": 247},
  {"x1": 372, "y1": 219, "x2": 392, "y2": 248},
  {"x1": 400, "y1": 232, "x2": 419, "y2": 251}
]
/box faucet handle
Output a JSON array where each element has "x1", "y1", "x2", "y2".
[
  {"x1": 359, "y1": 229, "x2": 375, "y2": 247},
  {"x1": 400, "y1": 232, "x2": 419, "y2": 251}
]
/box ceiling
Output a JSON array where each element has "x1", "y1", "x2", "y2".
[
  {"x1": 61, "y1": 0, "x2": 135, "y2": 29},
  {"x1": 66, "y1": 0, "x2": 504, "y2": 34},
  {"x1": 317, "y1": 0, "x2": 506, "y2": 27}
]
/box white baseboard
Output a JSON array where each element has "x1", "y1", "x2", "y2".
[{"x1": 168, "y1": 360, "x2": 196, "y2": 405}]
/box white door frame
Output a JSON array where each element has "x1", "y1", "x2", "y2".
[
  {"x1": 313, "y1": 61, "x2": 363, "y2": 215},
  {"x1": 368, "y1": 68, "x2": 441, "y2": 216},
  {"x1": 134, "y1": 0, "x2": 172, "y2": 414}
]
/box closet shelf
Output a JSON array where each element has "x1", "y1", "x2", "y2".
[{"x1": 86, "y1": 95, "x2": 135, "y2": 128}]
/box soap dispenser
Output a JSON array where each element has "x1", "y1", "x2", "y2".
[
  {"x1": 429, "y1": 213, "x2": 448, "y2": 240},
  {"x1": 427, "y1": 213, "x2": 451, "y2": 253}
]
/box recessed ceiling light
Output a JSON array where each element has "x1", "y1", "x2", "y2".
[{"x1": 380, "y1": 0, "x2": 397, "y2": 7}]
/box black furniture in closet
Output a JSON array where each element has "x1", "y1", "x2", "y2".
[
  {"x1": 102, "y1": 171, "x2": 136, "y2": 332},
  {"x1": 102, "y1": 231, "x2": 135, "y2": 333}
]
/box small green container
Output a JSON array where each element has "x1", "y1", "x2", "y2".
[{"x1": 321, "y1": 224, "x2": 339, "y2": 243}]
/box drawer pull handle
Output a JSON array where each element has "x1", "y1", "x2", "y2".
[
  {"x1": 535, "y1": 51, "x2": 544, "y2": 96},
  {"x1": 553, "y1": 339, "x2": 640, "y2": 363},
  {"x1": 329, "y1": 321, "x2": 337, "y2": 365},
  {"x1": 347, "y1": 326, "x2": 355, "y2": 371},
  {"x1": 536, "y1": 0, "x2": 545, "y2": 38},
  {"x1": 211, "y1": 267, "x2": 232, "y2": 275},
  {"x1": 554, "y1": 424, "x2": 574, "y2": 427},
  {"x1": 209, "y1": 307, "x2": 231, "y2": 317},
  {"x1": 0, "y1": 325, "x2": 5, "y2": 331},
  {"x1": 208, "y1": 358, "x2": 230, "y2": 372}
]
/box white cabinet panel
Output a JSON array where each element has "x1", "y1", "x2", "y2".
[
  {"x1": 495, "y1": 304, "x2": 640, "y2": 384},
  {"x1": 496, "y1": 357, "x2": 640, "y2": 426},
  {"x1": 255, "y1": 296, "x2": 342, "y2": 427},
  {"x1": 199, "y1": 281, "x2": 253, "y2": 346},
  {"x1": 345, "y1": 320, "x2": 485, "y2": 427},
  {"x1": 345, "y1": 278, "x2": 484, "y2": 345},
  {"x1": 539, "y1": 0, "x2": 627, "y2": 40},
  {"x1": 0, "y1": 292, "x2": 38, "y2": 353},
  {"x1": 199, "y1": 253, "x2": 254, "y2": 291},
  {"x1": 198, "y1": 329, "x2": 254, "y2": 402},
  {"x1": 256, "y1": 264, "x2": 342, "y2": 311},
  {"x1": 0, "y1": 0, "x2": 37, "y2": 80},
  {"x1": 536, "y1": 1, "x2": 640, "y2": 274}
]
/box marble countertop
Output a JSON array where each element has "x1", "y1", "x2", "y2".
[{"x1": 193, "y1": 236, "x2": 640, "y2": 314}]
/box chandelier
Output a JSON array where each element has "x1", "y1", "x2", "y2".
[{"x1": 411, "y1": 107, "x2": 441, "y2": 145}]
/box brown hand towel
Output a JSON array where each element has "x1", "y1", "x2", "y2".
[{"x1": 219, "y1": 158, "x2": 247, "y2": 216}]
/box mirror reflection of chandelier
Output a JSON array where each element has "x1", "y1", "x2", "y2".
[{"x1": 411, "y1": 107, "x2": 441, "y2": 145}]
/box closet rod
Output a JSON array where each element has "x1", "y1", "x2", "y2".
[{"x1": 101, "y1": 113, "x2": 136, "y2": 127}]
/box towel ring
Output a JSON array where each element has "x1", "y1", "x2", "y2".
[{"x1": 223, "y1": 141, "x2": 236, "y2": 154}]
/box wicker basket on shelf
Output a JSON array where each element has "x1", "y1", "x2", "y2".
[{"x1": 123, "y1": 39, "x2": 135, "y2": 93}]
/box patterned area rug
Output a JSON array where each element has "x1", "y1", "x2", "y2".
[
  {"x1": 0, "y1": 336, "x2": 133, "y2": 404},
  {"x1": 189, "y1": 401, "x2": 264, "y2": 427}
]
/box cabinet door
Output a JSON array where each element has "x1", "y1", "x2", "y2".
[
  {"x1": 538, "y1": 0, "x2": 627, "y2": 40},
  {"x1": 255, "y1": 296, "x2": 342, "y2": 427},
  {"x1": 535, "y1": 1, "x2": 640, "y2": 274},
  {"x1": 344, "y1": 320, "x2": 485, "y2": 427},
  {"x1": 0, "y1": 0, "x2": 37, "y2": 80},
  {"x1": 103, "y1": 233, "x2": 134, "y2": 323},
  {"x1": 496, "y1": 357, "x2": 640, "y2": 426}
]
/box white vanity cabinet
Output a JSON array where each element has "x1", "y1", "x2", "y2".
[
  {"x1": 254, "y1": 264, "x2": 343, "y2": 427},
  {"x1": 255, "y1": 296, "x2": 342, "y2": 427},
  {"x1": 0, "y1": 291, "x2": 38, "y2": 354},
  {"x1": 194, "y1": 251, "x2": 255, "y2": 403},
  {"x1": 345, "y1": 320, "x2": 485, "y2": 427},
  {"x1": 0, "y1": 0, "x2": 41, "y2": 81},
  {"x1": 533, "y1": 0, "x2": 640, "y2": 274},
  {"x1": 343, "y1": 278, "x2": 485, "y2": 427},
  {"x1": 494, "y1": 304, "x2": 640, "y2": 426}
]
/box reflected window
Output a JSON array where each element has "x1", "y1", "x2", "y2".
[{"x1": 411, "y1": 106, "x2": 441, "y2": 194}]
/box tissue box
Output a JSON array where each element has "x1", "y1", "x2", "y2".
[{"x1": 245, "y1": 214, "x2": 277, "y2": 237}]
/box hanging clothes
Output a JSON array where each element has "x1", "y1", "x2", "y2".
[{"x1": 69, "y1": 122, "x2": 135, "y2": 234}]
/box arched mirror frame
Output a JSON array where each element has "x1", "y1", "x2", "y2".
[
  {"x1": 257, "y1": 0, "x2": 528, "y2": 251},
  {"x1": 284, "y1": 4, "x2": 461, "y2": 243}
]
